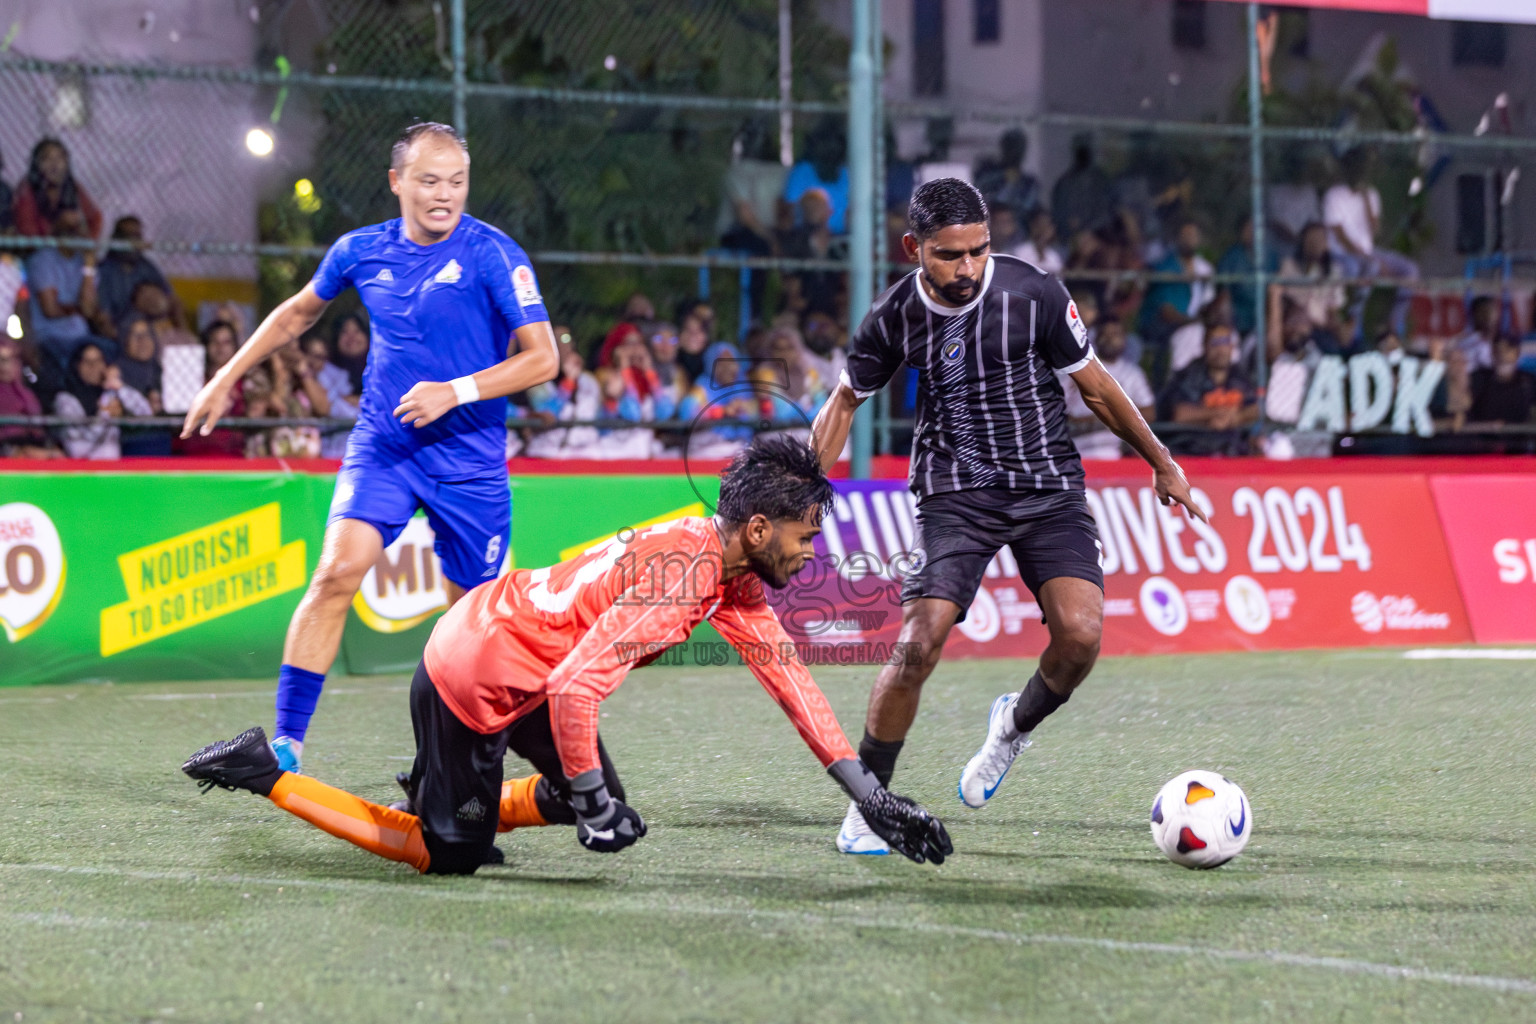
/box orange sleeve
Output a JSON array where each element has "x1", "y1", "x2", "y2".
[
  {"x1": 710, "y1": 576, "x2": 857, "y2": 768},
  {"x1": 545, "y1": 539, "x2": 715, "y2": 779}
]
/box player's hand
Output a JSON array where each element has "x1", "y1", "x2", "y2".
[
  {"x1": 1154, "y1": 460, "x2": 1208, "y2": 523},
  {"x1": 394, "y1": 380, "x2": 458, "y2": 429},
  {"x1": 569, "y1": 770, "x2": 647, "y2": 854},
  {"x1": 181, "y1": 376, "x2": 234, "y2": 437},
  {"x1": 857, "y1": 787, "x2": 953, "y2": 865}
]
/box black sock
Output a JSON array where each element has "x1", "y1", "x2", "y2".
[
  {"x1": 533, "y1": 776, "x2": 577, "y2": 825},
  {"x1": 1012, "y1": 671, "x2": 1070, "y2": 735},
  {"x1": 858, "y1": 731, "x2": 904, "y2": 789}
]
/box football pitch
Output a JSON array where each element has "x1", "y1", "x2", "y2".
[{"x1": 2, "y1": 650, "x2": 1534, "y2": 1023}]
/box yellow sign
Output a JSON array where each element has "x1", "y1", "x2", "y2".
[
  {"x1": 99, "y1": 503, "x2": 306, "y2": 656},
  {"x1": 558, "y1": 503, "x2": 706, "y2": 562}
]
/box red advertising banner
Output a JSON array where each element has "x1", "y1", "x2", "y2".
[
  {"x1": 1428, "y1": 475, "x2": 1536, "y2": 644},
  {"x1": 773, "y1": 470, "x2": 1475, "y2": 661}
]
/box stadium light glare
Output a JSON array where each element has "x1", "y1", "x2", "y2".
[{"x1": 245, "y1": 127, "x2": 275, "y2": 157}]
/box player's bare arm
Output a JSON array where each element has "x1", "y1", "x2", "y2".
[
  {"x1": 809, "y1": 380, "x2": 863, "y2": 472},
  {"x1": 394, "y1": 319, "x2": 560, "y2": 429},
  {"x1": 181, "y1": 282, "x2": 330, "y2": 437},
  {"x1": 1070, "y1": 357, "x2": 1207, "y2": 523}
]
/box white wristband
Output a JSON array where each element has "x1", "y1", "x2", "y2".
[{"x1": 449, "y1": 375, "x2": 480, "y2": 406}]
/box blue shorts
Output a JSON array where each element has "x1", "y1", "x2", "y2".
[{"x1": 329, "y1": 454, "x2": 510, "y2": 590}]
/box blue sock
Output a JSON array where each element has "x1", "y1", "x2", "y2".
[{"x1": 274, "y1": 664, "x2": 326, "y2": 743}]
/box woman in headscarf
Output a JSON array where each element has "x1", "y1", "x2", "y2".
[
  {"x1": 12, "y1": 138, "x2": 103, "y2": 239},
  {"x1": 0, "y1": 337, "x2": 55, "y2": 457},
  {"x1": 113, "y1": 312, "x2": 174, "y2": 455},
  {"x1": 676, "y1": 311, "x2": 711, "y2": 383},
  {"x1": 676, "y1": 341, "x2": 753, "y2": 455},
  {"x1": 52, "y1": 341, "x2": 152, "y2": 459}
]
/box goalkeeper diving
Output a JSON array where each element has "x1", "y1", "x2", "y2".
[{"x1": 182, "y1": 438, "x2": 953, "y2": 872}]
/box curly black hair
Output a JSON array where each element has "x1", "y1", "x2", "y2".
[
  {"x1": 908, "y1": 177, "x2": 988, "y2": 240},
  {"x1": 717, "y1": 436, "x2": 835, "y2": 525}
]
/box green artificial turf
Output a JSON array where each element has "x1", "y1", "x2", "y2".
[{"x1": 2, "y1": 650, "x2": 1534, "y2": 1023}]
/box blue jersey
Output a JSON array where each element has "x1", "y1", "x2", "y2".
[{"x1": 311, "y1": 214, "x2": 550, "y2": 477}]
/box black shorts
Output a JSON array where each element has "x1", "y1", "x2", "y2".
[
  {"x1": 900, "y1": 487, "x2": 1103, "y2": 622},
  {"x1": 407, "y1": 662, "x2": 623, "y2": 863}
]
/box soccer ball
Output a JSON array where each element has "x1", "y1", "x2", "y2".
[{"x1": 1150, "y1": 770, "x2": 1251, "y2": 869}]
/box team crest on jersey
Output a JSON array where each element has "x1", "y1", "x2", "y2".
[
  {"x1": 513, "y1": 265, "x2": 541, "y2": 307},
  {"x1": 941, "y1": 338, "x2": 965, "y2": 364},
  {"x1": 1065, "y1": 300, "x2": 1089, "y2": 345},
  {"x1": 434, "y1": 259, "x2": 463, "y2": 284},
  {"x1": 374, "y1": 268, "x2": 393, "y2": 282}
]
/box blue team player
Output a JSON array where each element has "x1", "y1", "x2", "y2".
[{"x1": 182, "y1": 122, "x2": 558, "y2": 772}]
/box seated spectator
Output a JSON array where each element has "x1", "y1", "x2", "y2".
[
  {"x1": 1051, "y1": 135, "x2": 1114, "y2": 240},
  {"x1": 1264, "y1": 305, "x2": 1327, "y2": 427},
  {"x1": 53, "y1": 342, "x2": 152, "y2": 460},
  {"x1": 302, "y1": 334, "x2": 358, "y2": 458},
  {"x1": 765, "y1": 324, "x2": 830, "y2": 416},
  {"x1": 12, "y1": 138, "x2": 103, "y2": 240},
  {"x1": 1169, "y1": 295, "x2": 1233, "y2": 377},
  {"x1": 989, "y1": 205, "x2": 1022, "y2": 255},
  {"x1": 610, "y1": 326, "x2": 674, "y2": 421},
  {"x1": 779, "y1": 188, "x2": 847, "y2": 319},
  {"x1": 1273, "y1": 222, "x2": 1352, "y2": 352},
  {"x1": 0, "y1": 337, "x2": 57, "y2": 458},
  {"x1": 248, "y1": 339, "x2": 330, "y2": 457},
  {"x1": 131, "y1": 281, "x2": 196, "y2": 349},
  {"x1": 973, "y1": 128, "x2": 1042, "y2": 227},
  {"x1": 1060, "y1": 319, "x2": 1153, "y2": 459},
  {"x1": 526, "y1": 341, "x2": 601, "y2": 458},
  {"x1": 26, "y1": 208, "x2": 102, "y2": 369},
  {"x1": 677, "y1": 309, "x2": 711, "y2": 383},
  {"x1": 718, "y1": 120, "x2": 789, "y2": 319},
  {"x1": 1456, "y1": 296, "x2": 1499, "y2": 372},
  {"x1": 1139, "y1": 217, "x2": 1214, "y2": 360},
  {"x1": 800, "y1": 310, "x2": 847, "y2": 385},
  {"x1": 678, "y1": 341, "x2": 754, "y2": 457},
  {"x1": 782, "y1": 116, "x2": 850, "y2": 234},
  {"x1": 174, "y1": 319, "x2": 247, "y2": 457},
  {"x1": 622, "y1": 291, "x2": 656, "y2": 324},
  {"x1": 647, "y1": 322, "x2": 690, "y2": 411},
  {"x1": 1216, "y1": 215, "x2": 1279, "y2": 337},
  {"x1": 115, "y1": 313, "x2": 174, "y2": 456},
  {"x1": 331, "y1": 313, "x2": 370, "y2": 397},
  {"x1": 1468, "y1": 335, "x2": 1535, "y2": 426},
  {"x1": 94, "y1": 216, "x2": 182, "y2": 339},
  {"x1": 1322, "y1": 148, "x2": 1417, "y2": 284},
  {"x1": 0, "y1": 254, "x2": 21, "y2": 329},
  {"x1": 1159, "y1": 327, "x2": 1257, "y2": 455},
  {"x1": 1013, "y1": 208, "x2": 1064, "y2": 275}
]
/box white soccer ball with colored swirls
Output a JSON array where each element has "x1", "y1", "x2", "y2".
[{"x1": 1150, "y1": 770, "x2": 1251, "y2": 869}]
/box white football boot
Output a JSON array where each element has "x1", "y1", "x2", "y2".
[
  {"x1": 958, "y1": 691, "x2": 1032, "y2": 808},
  {"x1": 835, "y1": 801, "x2": 891, "y2": 855}
]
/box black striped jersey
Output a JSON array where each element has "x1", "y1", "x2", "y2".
[{"x1": 842, "y1": 253, "x2": 1094, "y2": 498}]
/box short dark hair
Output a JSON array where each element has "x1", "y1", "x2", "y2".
[
  {"x1": 717, "y1": 437, "x2": 835, "y2": 526},
  {"x1": 391, "y1": 121, "x2": 468, "y2": 171},
  {"x1": 908, "y1": 178, "x2": 988, "y2": 240}
]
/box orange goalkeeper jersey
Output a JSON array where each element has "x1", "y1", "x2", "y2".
[{"x1": 422, "y1": 515, "x2": 856, "y2": 779}]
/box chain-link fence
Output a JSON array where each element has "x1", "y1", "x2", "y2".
[{"x1": 2, "y1": 1, "x2": 1534, "y2": 464}]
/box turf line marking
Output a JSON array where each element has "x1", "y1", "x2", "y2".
[
  {"x1": 1403, "y1": 648, "x2": 1536, "y2": 661},
  {"x1": 6, "y1": 862, "x2": 1535, "y2": 996}
]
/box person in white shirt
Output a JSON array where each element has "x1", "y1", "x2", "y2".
[
  {"x1": 1012, "y1": 208, "x2": 1065, "y2": 275},
  {"x1": 1265, "y1": 305, "x2": 1326, "y2": 426},
  {"x1": 1059, "y1": 319, "x2": 1154, "y2": 459},
  {"x1": 1321, "y1": 148, "x2": 1417, "y2": 283},
  {"x1": 1455, "y1": 296, "x2": 1498, "y2": 372},
  {"x1": 1271, "y1": 222, "x2": 1353, "y2": 350}
]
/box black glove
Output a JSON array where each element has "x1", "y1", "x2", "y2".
[
  {"x1": 828, "y1": 758, "x2": 954, "y2": 866},
  {"x1": 569, "y1": 769, "x2": 647, "y2": 854}
]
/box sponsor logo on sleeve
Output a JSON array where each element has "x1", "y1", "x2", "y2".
[
  {"x1": 1065, "y1": 300, "x2": 1089, "y2": 345},
  {"x1": 513, "y1": 264, "x2": 542, "y2": 307}
]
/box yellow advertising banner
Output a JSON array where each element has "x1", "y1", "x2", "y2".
[{"x1": 99, "y1": 503, "x2": 307, "y2": 656}]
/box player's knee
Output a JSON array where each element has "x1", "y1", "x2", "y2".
[
  {"x1": 307, "y1": 556, "x2": 367, "y2": 605},
  {"x1": 422, "y1": 834, "x2": 488, "y2": 876},
  {"x1": 1052, "y1": 613, "x2": 1102, "y2": 669}
]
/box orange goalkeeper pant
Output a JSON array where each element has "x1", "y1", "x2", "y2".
[
  {"x1": 498, "y1": 773, "x2": 548, "y2": 831},
  {"x1": 268, "y1": 772, "x2": 431, "y2": 873}
]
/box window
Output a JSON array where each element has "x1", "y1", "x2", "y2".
[
  {"x1": 913, "y1": 0, "x2": 946, "y2": 97},
  {"x1": 1452, "y1": 21, "x2": 1505, "y2": 68},
  {"x1": 974, "y1": 0, "x2": 999, "y2": 44},
  {"x1": 1172, "y1": 0, "x2": 1206, "y2": 51}
]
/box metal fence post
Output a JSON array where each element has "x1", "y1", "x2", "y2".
[
  {"x1": 848, "y1": 0, "x2": 875, "y2": 479},
  {"x1": 871, "y1": 0, "x2": 890, "y2": 457},
  {"x1": 1247, "y1": 2, "x2": 1268, "y2": 430},
  {"x1": 451, "y1": 0, "x2": 467, "y2": 134}
]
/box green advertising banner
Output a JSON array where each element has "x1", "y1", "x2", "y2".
[{"x1": 1, "y1": 471, "x2": 718, "y2": 686}]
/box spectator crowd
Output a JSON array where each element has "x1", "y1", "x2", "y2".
[{"x1": 3, "y1": 125, "x2": 1532, "y2": 464}]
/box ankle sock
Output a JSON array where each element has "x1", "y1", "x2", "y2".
[
  {"x1": 1012, "y1": 671, "x2": 1071, "y2": 735},
  {"x1": 858, "y1": 731, "x2": 905, "y2": 789}
]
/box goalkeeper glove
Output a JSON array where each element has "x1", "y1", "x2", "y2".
[
  {"x1": 569, "y1": 769, "x2": 647, "y2": 853},
  {"x1": 828, "y1": 758, "x2": 954, "y2": 865}
]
